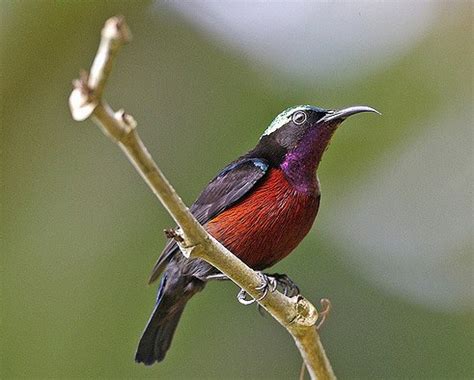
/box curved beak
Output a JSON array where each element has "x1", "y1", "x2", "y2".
[{"x1": 320, "y1": 105, "x2": 381, "y2": 123}]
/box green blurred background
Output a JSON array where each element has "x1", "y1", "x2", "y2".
[{"x1": 2, "y1": 1, "x2": 472, "y2": 379}]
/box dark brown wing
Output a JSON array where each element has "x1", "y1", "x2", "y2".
[{"x1": 147, "y1": 158, "x2": 269, "y2": 283}]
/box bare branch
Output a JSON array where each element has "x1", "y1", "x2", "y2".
[{"x1": 69, "y1": 16, "x2": 336, "y2": 380}]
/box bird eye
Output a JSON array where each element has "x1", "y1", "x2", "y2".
[{"x1": 292, "y1": 111, "x2": 307, "y2": 125}]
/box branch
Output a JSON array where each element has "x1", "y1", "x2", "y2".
[{"x1": 69, "y1": 16, "x2": 336, "y2": 380}]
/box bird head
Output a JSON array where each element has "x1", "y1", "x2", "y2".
[
  {"x1": 254, "y1": 105, "x2": 380, "y2": 167},
  {"x1": 250, "y1": 104, "x2": 379, "y2": 190}
]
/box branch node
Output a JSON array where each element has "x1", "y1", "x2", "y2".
[
  {"x1": 115, "y1": 109, "x2": 137, "y2": 133},
  {"x1": 69, "y1": 76, "x2": 98, "y2": 121},
  {"x1": 292, "y1": 296, "x2": 319, "y2": 327},
  {"x1": 164, "y1": 228, "x2": 184, "y2": 242},
  {"x1": 102, "y1": 15, "x2": 132, "y2": 44},
  {"x1": 164, "y1": 228, "x2": 201, "y2": 258},
  {"x1": 177, "y1": 242, "x2": 203, "y2": 259}
]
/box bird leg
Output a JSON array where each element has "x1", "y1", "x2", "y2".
[
  {"x1": 204, "y1": 273, "x2": 229, "y2": 281},
  {"x1": 206, "y1": 272, "x2": 300, "y2": 305}
]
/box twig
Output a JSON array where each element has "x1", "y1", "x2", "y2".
[{"x1": 68, "y1": 16, "x2": 336, "y2": 380}]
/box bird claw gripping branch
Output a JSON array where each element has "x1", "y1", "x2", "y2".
[
  {"x1": 237, "y1": 272, "x2": 274, "y2": 305},
  {"x1": 237, "y1": 272, "x2": 300, "y2": 305},
  {"x1": 267, "y1": 272, "x2": 300, "y2": 297}
]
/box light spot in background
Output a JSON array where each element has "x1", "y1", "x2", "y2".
[
  {"x1": 324, "y1": 113, "x2": 473, "y2": 312},
  {"x1": 161, "y1": 2, "x2": 439, "y2": 83}
]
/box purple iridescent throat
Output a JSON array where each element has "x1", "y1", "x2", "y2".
[{"x1": 281, "y1": 123, "x2": 338, "y2": 193}]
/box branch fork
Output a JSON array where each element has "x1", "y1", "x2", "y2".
[{"x1": 69, "y1": 15, "x2": 335, "y2": 380}]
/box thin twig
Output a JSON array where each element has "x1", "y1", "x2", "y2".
[{"x1": 68, "y1": 16, "x2": 336, "y2": 380}]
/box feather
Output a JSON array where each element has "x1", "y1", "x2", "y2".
[{"x1": 147, "y1": 158, "x2": 269, "y2": 284}]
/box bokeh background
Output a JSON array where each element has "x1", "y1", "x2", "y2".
[{"x1": 2, "y1": 1, "x2": 472, "y2": 379}]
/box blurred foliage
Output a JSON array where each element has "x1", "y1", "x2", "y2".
[{"x1": 1, "y1": 1, "x2": 472, "y2": 379}]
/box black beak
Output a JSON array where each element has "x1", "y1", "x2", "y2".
[{"x1": 320, "y1": 105, "x2": 381, "y2": 122}]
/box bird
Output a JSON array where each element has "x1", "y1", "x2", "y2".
[{"x1": 135, "y1": 104, "x2": 379, "y2": 365}]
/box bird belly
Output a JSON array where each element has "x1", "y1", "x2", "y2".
[{"x1": 205, "y1": 169, "x2": 320, "y2": 270}]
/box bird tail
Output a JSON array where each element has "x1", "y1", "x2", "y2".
[{"x1": 135, "y1": 273, "x2": 204, "y2": 365}]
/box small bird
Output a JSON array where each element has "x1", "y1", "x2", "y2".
[{"x1": 135, "y1": 104, "x2": 379, "y2": 365}]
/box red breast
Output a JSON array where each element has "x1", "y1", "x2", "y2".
[{"x1": 205, "y1": 168, "x2": 320, "y2": 270}]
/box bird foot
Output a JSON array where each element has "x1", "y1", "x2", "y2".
[
  {"x1": 237, "y1": 272, "x2": 300, "y2": 305},
  {"x1": 237, "y1": 272, "x2": 278, "y2": 305},
  {"x1": 316, "y1": 298, "x2": 332, "y2": 330},
  {"x1": 266, "y1": 272, "x2": 300, "y2": 297}
]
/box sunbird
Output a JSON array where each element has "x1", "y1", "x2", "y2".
[{"x1": 135, "y1": 105, "x2": 379, "y2": 365}]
